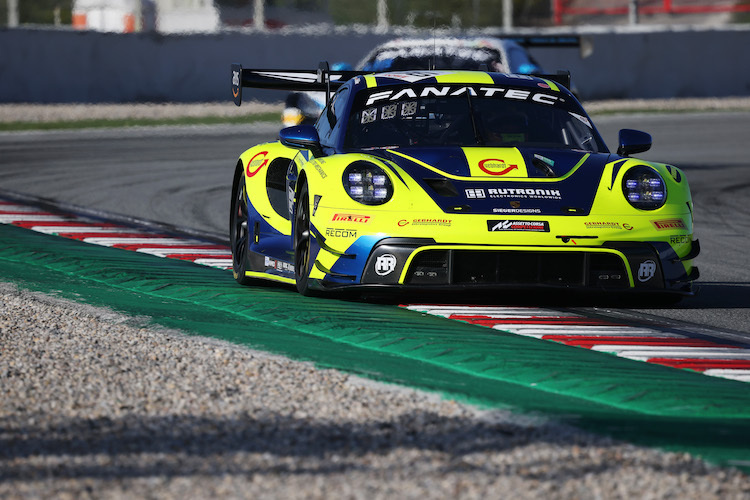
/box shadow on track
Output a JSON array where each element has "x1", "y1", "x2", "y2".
[{"x1": 673, "y1": 282, "x2": 750, "y2": 310}]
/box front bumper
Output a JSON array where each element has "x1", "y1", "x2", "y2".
[{"x1": 349, "y1": 237, "x2": 699, "y2": 294}]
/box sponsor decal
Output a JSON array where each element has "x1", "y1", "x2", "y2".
[
  {"x1": 651, "y1": 219, "x2": 686, "y2": 230},
  {"x1": 584, "y1": 221, "x2": 622, "y2": 230},
  {"x1": 377, "y1": 71, "x2": 446, "y2": 83},
  {"x1": 362, "y1": 107, "x2": 377, "y2": 124},
  {"x1": 465, "y1": 188, "x2": 486, "y2": 199},
  {"x1": 488, "y1": 220, "x2": 550, "y2": 232},
  {"x1": 623, "y1": 223, "x2": 634, "y2": 231},
  {"x1": 366, "y1": 85, "x2": 559, "y2": 107},
  {"x1": 375, "y1": 253, "x2": 398, "y2": 276},
  {"x1": 398, "y1": 218, "x2": 452, "y2": 227},
  {"x1": 638, "y1": 260, "x2": 657, "y2": 282},
  {"x1": 402, "y1": 101, "x2": 418, "y2": 117},
  {"x1": 569, "y1": 112, "x2": 592, "y2": 128},
  {"x1": 492, "y1": 208, "x2": 542, "y2": 214},
  {"x1": 332, "y1": 213, "x2": 370, "y2": 223},
  {"x1": 311, "y1": 160, "x2": 327, "y2": 179},
  {"x1": 478, "y1": 159, "x2": 519, "y2": 176},
  {"x1": 670, "y1": 235, "x2": 690, "y2": 245},
  {"x1": 466, "y1": 188, "x2": 562, "y2": 201},
  {"x1": 381, "y1": 103, "x2": 398, "y2": 120},
  {"x1": 666, "y1": 165, "x2": 682, "y2": 183},
  {"x1": 325, "y1": 228, "x2": 357, "y2": 238},
  {"x1": 232, "y1": 70, "x2": 240, "y2": 98},
  {"x1": 264, "y1": 255, "x2": 294, "y2": 273},
  {"x1": 246, "y1": 151, "x2": 269, "y2": 177}
]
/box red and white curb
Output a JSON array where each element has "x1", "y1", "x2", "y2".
[
  {"x1": 4, "y1": 200, "x2": 749, "y2": 384},
  {"x1": 404, "y1": 304, "x2": 750, "y2": 383},
  {"x1": 0, "y1": 201, "x2": 232, "y2": 270}
]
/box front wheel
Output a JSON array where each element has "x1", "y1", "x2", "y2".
[
  {"x1": 230, "y1": 167, "x2": 253, "y2": 285},
  {"x1": 293, "y1": 181, "x2": 315, "y2": 295}
]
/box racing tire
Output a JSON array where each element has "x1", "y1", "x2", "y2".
[
  {"x1": 293, "y1": 181, "x2": 315, "y2": 295},
  {"x1": 230, "y1": 166, "x2": 254, "y2": 286}
]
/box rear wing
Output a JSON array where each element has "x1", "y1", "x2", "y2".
[
  {"x1": 231, "y1": 62, "x2": 370, "y2": 106},
  {"x1": 231, "y1": 61, "x2": 575, "y2": 106}
]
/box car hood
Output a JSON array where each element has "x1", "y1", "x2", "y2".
[{"x1": 372, "y1": 146, "x2": 615, "y2": 216}]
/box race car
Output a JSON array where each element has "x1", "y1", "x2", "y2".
[
  {"x1": 357, "y1": 36, "x2": 545, "y2": 74},
  {"x1": 230, "y1": 63, "x2": 699, "y2": 297}
]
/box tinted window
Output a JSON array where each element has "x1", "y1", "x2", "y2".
[
  {"x1": 363, "y1": 46, "x2": 504, "y2": 72},
  {"x1": 344, "y1": 83, "x2": 606, "y2": 153}
]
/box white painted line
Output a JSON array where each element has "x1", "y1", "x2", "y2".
[
  {"x1": 590, "y1": 346, "x2": 750, "y2": 356},
  {"x1": 703, "y1": 369, "x2": 750, "y2": 382},
  {"x1": 404, "y1": 305, "x2": 566, "y2": 317},
  {"x1": 0, "y1": 205, "x2": 48, "y2": 213},
  {"x1": 193, "y1": 258, "x2": 234, "y2": 267},
  {"x1": 136, "y1": 248, "x2": 231, "y2": 256},
  {"x1": 613, "y1": 354, "x2": 750, "y2": 362},
  {"x1": 31, "y1": 226, "x2": 138, "y2": 234},
  {"x1": 0, "y1": 214, "x2": 78, "y2": 222},
  {"x1": 502, "y1": 327, "x2": 675, "y2": 337},
  {"x1": 81, "y1": 237, "x2": 205, "y2": 246}
]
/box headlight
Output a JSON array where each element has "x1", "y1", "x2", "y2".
[
  {"x1": 622, "y1": 166, "x2": 666, "y2": 210},
  {"x1": 343, "y1": 161, "x2": 393, "y2": 205}
]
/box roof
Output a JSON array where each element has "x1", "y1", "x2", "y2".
[
  {"x1": 349, "y1": 70, "x2": 569, "y2": 94},
  {"x1": 356, "y1": 37, "x2": 518, "y2": 71}
]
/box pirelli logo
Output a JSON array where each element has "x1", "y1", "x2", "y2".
[
  {"x1": 332, "y1": 213, "x2": 370, "y2": 223},
  {"x1": 651, "y1": 219, "x2": 686, "y2": 230}
]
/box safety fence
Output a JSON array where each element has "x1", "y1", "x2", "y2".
[
  {"x1": 553, "y1": 0, "x2": 750, "y2": 24},
  {"x1": 3, "y1": 26, "x2": 750, "y2": 102}
]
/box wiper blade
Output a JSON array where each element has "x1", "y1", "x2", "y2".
[{"x1": 466, "y1": 91, "x2": 484, "y2": 146}]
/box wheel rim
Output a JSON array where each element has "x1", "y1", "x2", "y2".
[
  {"x1": 294, "y1": 188, "x2": 310, "y2": 282},
  {"x1": 232, "y1": 180, "x2": 248, "y2": 272}
]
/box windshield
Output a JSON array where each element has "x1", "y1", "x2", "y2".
[
  {"x1": 362, "y1": 46, "x2": 504, "y2": 72},
  {"x1": 343, "y1": 83, "x2": 606, "y2": 153}
]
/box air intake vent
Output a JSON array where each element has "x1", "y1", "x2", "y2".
[
  {"x1": 423, "y1": 178, "x2": 459, "y2": 197},
  {"x1": 405, "y1": 250, "x2": 628, "y2": 288}
]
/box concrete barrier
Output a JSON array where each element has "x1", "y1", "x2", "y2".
[{"x1": 1, "y1": 26, "x2": 748, "y2": 103}]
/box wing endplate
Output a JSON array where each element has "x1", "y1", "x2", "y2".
[{"x1": 231, "y1": 62, "x2": 370, "y2": 106}]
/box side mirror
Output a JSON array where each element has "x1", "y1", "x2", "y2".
[
  {"x1": 617, "y1": 128, "x2": 652, "y2": 157},
  {"x1": 279, "y1": 125, "x2": 324, "y2": 158}
]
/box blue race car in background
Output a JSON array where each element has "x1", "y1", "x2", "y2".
[
  {"x1": 282, "y1": 36, "x2": 580, "y2": 127},
  {"x1": 357, "y1": 36, "x2": 544, "y2": 74}
]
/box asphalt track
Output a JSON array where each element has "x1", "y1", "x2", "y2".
[{"x1": 1, "y1": 111, "x2": 749, "y2": 336}]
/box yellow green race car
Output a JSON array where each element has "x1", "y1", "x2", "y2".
[{"x1": 229, "y1": 64, "x2": 699, "y2": 296}]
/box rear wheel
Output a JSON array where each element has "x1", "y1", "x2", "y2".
[
  {"x1": 293, "y1": 181, "x2": 314, "y2": 295},
  {"x1": 230, "y1": 167, "x2": 253, "y2": 285}
]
